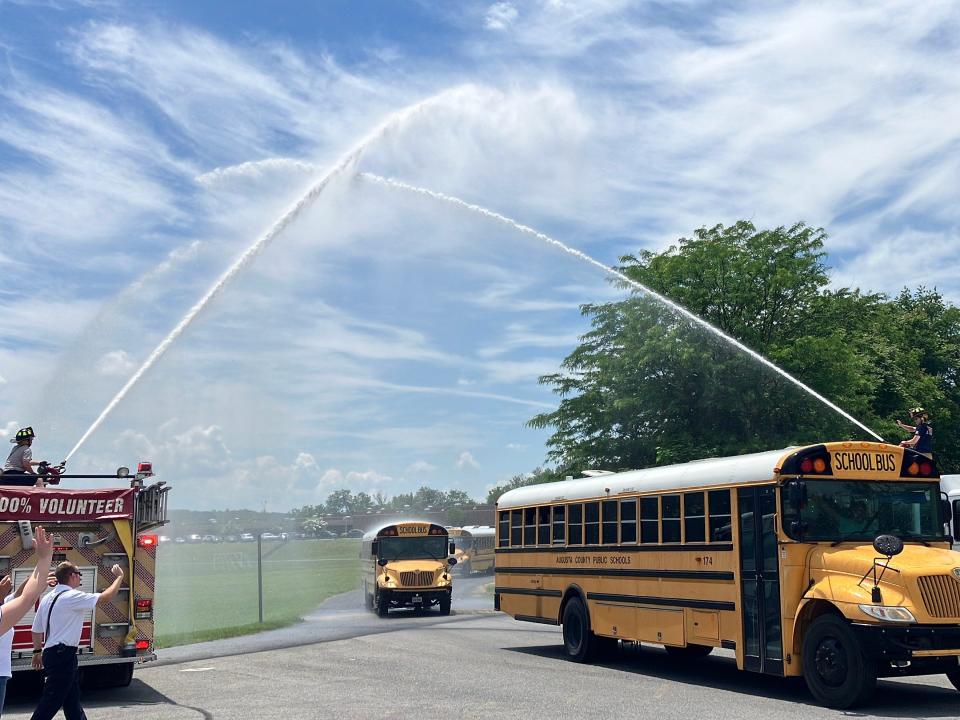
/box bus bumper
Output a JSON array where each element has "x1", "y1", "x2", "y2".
[
  {"x1": 386, "y1": 589, "x2": 451, "y2": 608},
  {"x1": 852, "y1": 622, "x2": 960, "y2": 676}
]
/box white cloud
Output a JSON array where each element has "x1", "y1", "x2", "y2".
[
  {"x1": 485, "y1": 2, "x2": 519, "y2": 30},
  {"x1": 456, "y1": 451, "x2": 480, "y2": 470},
  {"x1": 405, "y1": 460, "x2": 437, "y2": 474},
  {"x1": 95, "y1": 350, "x2": 135, "y2": 377}
]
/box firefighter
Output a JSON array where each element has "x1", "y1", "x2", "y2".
[
  {"x1": 897, "y1": 407, "x2": 934, "y2": 459},
  {"x1": 2, "y1": 428, "x2": 50, "y2": 487}
]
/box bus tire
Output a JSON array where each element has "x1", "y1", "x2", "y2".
[
  {"x1": 561, "y1": 597, "x2": 597, "y2": 663},
  {"x1": 364, "y1": 583, "x2": 373, "y2": 610},
  {"x1": 377, "y1": 591, "x2": 390, "y2": 617},
  {"x1": 439, "y1": 593, "x2": 452, "y2": 616},
  {"x1": 946, "y1": 665, "x2": 960, "y2": 691},
  {"x1": 802, "y1": 614, "x2": 877, "y2": 709},
  {"x1": 665, "y1": 644, "x2": 713, "y2": 660}
]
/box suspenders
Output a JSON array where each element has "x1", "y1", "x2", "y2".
[{"x1": 43, "y1": 591, "x2": 67, "y2": 648}]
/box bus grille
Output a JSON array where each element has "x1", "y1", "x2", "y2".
[
  {"x1": 400, "y1": 571, "x2": 434, "y2": 587},
  {"x1": 917, "y1": 575, "x2": 960, "y2": 618}
]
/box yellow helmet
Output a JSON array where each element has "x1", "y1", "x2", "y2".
[{"x1": 11, "y1": 426, "x2": 35, "y2": 443}]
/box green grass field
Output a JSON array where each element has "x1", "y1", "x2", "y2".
[{"x1": 154, "y1": 539, "x2": 360, "y2": 647}]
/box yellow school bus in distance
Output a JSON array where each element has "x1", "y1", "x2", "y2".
[
  {"x1": 495, "y1": 442, "x2": 960, "y2": 708},
  {"x1": 361, "y1": 521, "x2": 456, "y2": 616},
  {"x1": 449, "y1": 526, "x2": 495, "y2": 575}
]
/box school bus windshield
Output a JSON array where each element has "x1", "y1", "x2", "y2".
[
  {"x1": 378, "y1": 536, "x2": 448, "y2": 561},
  {"x1": 783, "y1": 480, "x2": 942, "y2": 542}
]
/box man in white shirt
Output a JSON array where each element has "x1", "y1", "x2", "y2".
[{"x1": 30, "y1": 561, "x2": 124, "y2": 720}]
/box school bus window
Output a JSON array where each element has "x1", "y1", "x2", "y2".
[
  {"x1": 585, "y1": 501, "x2": 601, "y2": 545},
  {"x1": 510, "y1": 510, "x2": 522, "y2": 546},
  {"x1": 709, "y1": 489, "x2": 732, "y2": 542},
  {"x1": 620, "y1": 498, "x2": 637, "y2": 543},
  {"x1": 662, "y1": 494, "x2": 681, "y2": 543},
  {"x1": 538, "y1": 506, "x2": 550, "y2": 545},
  {"x1": 499, "y1": 511, "x2": 510, "y2": 547},
  {"x1": 640, "y1": 496, "x2": 659, "y2": 543},
  {"x1": 524, "y1": 507, "x2": 536, "y2": 546},
  {"x1": 684, "y1": 491, "x2": 706, "y2": 543},
  {"x1": 568, "y1": 503, "x2": 583, "y2": 544},
  {"x1": 552, "y1": 505, "x2": 566, "y2": 545},
  {"x1": 602, "y1": 500, "x2": 618, "y2": 544}
]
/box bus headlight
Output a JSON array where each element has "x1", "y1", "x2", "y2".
[
  {"x1": 858, "y1": 604, "x2": 916, "y2": 623},
  {"x1": 381, "y1": 574, "x2": 397, "y2": 587}
]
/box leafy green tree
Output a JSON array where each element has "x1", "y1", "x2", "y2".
[
  {"x1": 530, "y1": 221, "x2": 960, "y2": 473},
  {"x1": 486, "y1": 467, "x2": 563, "y2": 505}
]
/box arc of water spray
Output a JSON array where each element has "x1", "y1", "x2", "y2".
[
  {"x1": 64, "y1": 88, "x2": 475, "y2": 463},
  {"x1": 358, "y1": 172, "x2": 884, "y2": 443}
]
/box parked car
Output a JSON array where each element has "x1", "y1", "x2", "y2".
[
  {"x1": 317, "y1": 530, "x2": 337, "y2": 539},
  {"x1": 261, "y1": 533, "x2": 280, "y2": 541},
  {"x1": 239, "y1": 533, "x2": 255, "y2": 542},
  {"x1": 201, "y1": 534, "x2": 221, "y2": 543},
  {"x1": 224, "y1": 535, "x2": 238, "y2": 543},
  {"x1": 158, "y1": 535, "x2": 171, "y2": 543},
  {"x1": 343, "y1": 529, "x2": 364, "y2": 538},
  {"x1": 187, "y1": 534, "x2": 202, "y2": 543},
  {"x1": 174, "y1": 537, "x2": 186, "y2": 544}
]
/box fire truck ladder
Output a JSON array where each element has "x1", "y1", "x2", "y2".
[{"x1": 135, "y1": 482, "x2": 170, "y2": 533}]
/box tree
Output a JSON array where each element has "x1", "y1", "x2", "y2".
[
  {"x1": 530, "y1": 221, "x2": 960, "y2": 473},
  {"x1": 324, "y1": 489, "x2": 354, "y2": 516},
  {"x1": 486, "y1": 467, "x2": 562, "y2": 505}
]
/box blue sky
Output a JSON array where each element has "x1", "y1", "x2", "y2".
[{"x1": 2, "y1": 0, "x2": 959, "y2": 510}]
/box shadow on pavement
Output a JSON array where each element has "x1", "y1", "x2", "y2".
[{"x1": 505, "y1": 643, "x2": 960, "y2": 718}]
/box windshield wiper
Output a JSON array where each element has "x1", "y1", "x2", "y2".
[
  {"x1": 830, "y1": 532, "x2": 871, "y2": 547},
  {"x1": 897, "y1": 533, "x2": 931, "y2": 547}
]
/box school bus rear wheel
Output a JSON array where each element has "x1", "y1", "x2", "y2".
[
  {"x1": 562, "y1": 597, "x2": 597, "y2": 663},
  {"x1": 802, "y1": 614, "x2": 877, "y2": 709}
]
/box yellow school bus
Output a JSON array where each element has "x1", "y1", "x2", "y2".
[
  {"x1": 449, "y1": 526, "x2": 495, "y2": 575},
  {"x1": 495, "y1": 442, "x2": 960, "y2": 708},
  {"x1": 361, "y1": 521, "x2": 456, "y2": 616}
]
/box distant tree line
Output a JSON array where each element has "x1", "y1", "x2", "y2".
[
  {"x1": 292, "y1": 486, "x2": 482, "y2": 523},
  {"x1": 512, "y1": 220, "x2": 960, "y2": 494}
]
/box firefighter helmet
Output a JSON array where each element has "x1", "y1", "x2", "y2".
[
  {"x1": 11, "y1": 426, "x2": 35, "y2": 443},
  {"x1": 909, "y1": 407, "x2": 927, "y2": 418}
]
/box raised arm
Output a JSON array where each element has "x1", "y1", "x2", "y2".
[
  {"x1": 0, "y1": 527, "x2": 53, "y2": 634},
  {"x1": 96, "y1": 564, "x2": 125, "y2": 605}
]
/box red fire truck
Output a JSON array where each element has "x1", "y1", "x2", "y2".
[{"x1": 0, "y1": 463, "x2": 169, "y2": 686}]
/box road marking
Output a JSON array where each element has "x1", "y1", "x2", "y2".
[{"x1": 180, "y1": 667, "x2": 215, "y2": 672}]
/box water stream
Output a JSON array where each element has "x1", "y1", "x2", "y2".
[
  {"x1": 64, "y1": 88, "x2": 473, "y2": 462},
  {"x1": 358, "y1": 172, "x2": 884, "y2": 443}
]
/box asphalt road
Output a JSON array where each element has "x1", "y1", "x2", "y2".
[{"x1": 4, "y1": 575, "x2": 958, "y2": 719}]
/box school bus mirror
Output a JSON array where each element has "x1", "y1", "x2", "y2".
[
  {"x1": 784, "y1": 480, "x2": 807, "y2": 509},
  {"x1": 449, "y1": 541, "x2": 455, "y2": 555},
  {"x1": 447, "y1": 557, "x2": 457, "y2": 566},
  {"x1": 873, "y1": 534, "x2": 904, "y2": 558},
  {"x1": 371, "y1": 541, "x2": 379, "y2": 557},
  {"x1": 953, "y1": 499, "x2": 960, "y2": 541},
  {"x1": 377, "y1": 558, "x2": 388, "y2": 567},
  {"x1": 939, "y1": 499, "x2": 952, "y2": 527}
]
